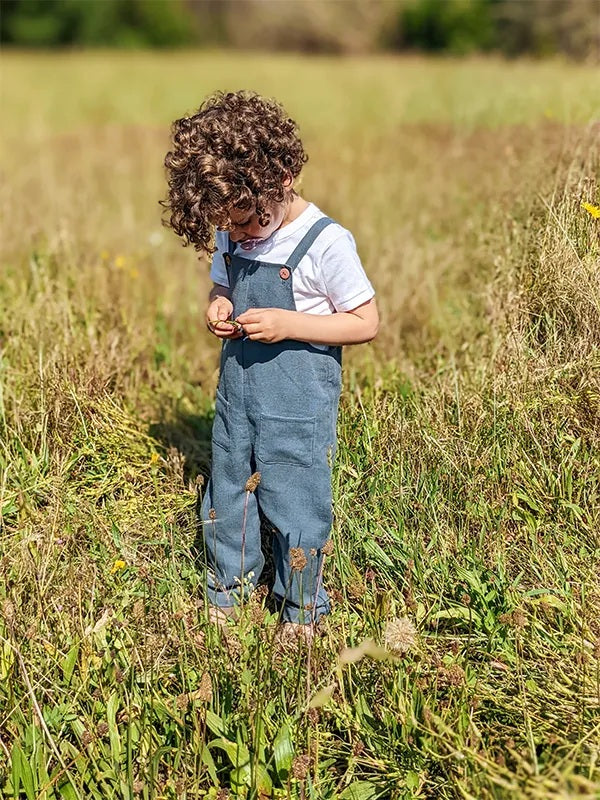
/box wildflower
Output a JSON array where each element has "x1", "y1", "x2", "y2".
[
  {"x1": 289, "y1": 547, "x2": 307, "y2": 571},
  {"x1": 245, "y1": 472, "x2": 261, "y2": 493},
  {"x1": 384, "y1": 617, "x2": 417, "y2": 656},
  {"x1": 111, "y1": 559, "x2": 126, "y2": 574},
  {"x1": 150, "y1": 452, "x2": 159, "y2": 465},
  {"x1": 114, "y1": 255, "x2": 126, "y2": 269},
  {"x1": 129, "y1": 268, "x2": 140, "y2": 279},
  {"x1": 321, "y1": 540, "x2": 334, "y2": 556},
  {"x1": 581, "y1": 201, "x2": 600, "y2": 219}
]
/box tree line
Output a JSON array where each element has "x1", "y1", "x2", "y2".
[{"x1": 1, "y1": 0, "x2": 597, "y2": 60}]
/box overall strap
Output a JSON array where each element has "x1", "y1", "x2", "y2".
[
  {"x1": 222, "y1": 236, "x2": 236, "y2": 287},
  {"x1": 286, "y1": 217, "x2": 335, "y2": 272}
]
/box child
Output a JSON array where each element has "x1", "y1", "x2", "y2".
[{"x1": 162, "y1": 91, "x2": 378, "y2": 637}]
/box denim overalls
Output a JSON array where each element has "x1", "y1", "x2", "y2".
[{"x1": 201, "y1": 217, "x2": 342, "y2": 624}]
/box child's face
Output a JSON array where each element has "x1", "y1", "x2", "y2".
[{"x1": 224, "y1": 201, "x2": 286, "y2": 250}]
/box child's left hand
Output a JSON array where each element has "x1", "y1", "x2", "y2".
[{"x1": 235, "y1": 308, "x2": 292, "y2": 343}]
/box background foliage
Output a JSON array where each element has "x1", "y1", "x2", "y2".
[{"x1": 1, "y1": 0, "x2": 598, "y2": 59}]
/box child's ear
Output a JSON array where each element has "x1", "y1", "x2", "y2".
[{"x1": 282, "y1": 172, "x2": 294, "y2": 189}]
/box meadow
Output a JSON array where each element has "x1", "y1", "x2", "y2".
[{"x1": 0, "y1": 51, "x2": 599, "y2": 799}]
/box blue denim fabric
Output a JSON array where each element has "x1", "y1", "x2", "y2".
[{"x1": 201, "y1": 217, "x2": 342, "y2": 623}]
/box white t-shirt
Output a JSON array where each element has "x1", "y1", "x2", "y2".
[{"x1": 210, "y1": 202, "x2": 374, "y2": 316}]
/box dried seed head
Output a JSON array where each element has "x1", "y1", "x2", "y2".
[
  {"x1": 81, "y1": 730, "x2": 93, "y2": 746},
  {"x1": 352, "y1": 740, "x2": 365, "y2": 756},
  {"x1": 197, "y1": 671, "x2": 213, "y2": 703},
  {"x1": 289, "y1": 547, "x2": 307, "y2": 572},
  {"x1": 245, "y1": 472, "x2": 261, "y2": 493},
  {"x1": 512, "y1": 609, "x2": 527, "y2": 629},
  {"x1": 384, "y1": 617, "x2": 417, "y2": 656},
  {"x1": 97, "y1": 722, "x2": 109, "y2": 737},
  {"x1": 321, "y1": 540, "x2": 334, "y2": 556},
  {"x1": 438, "y1": 663, "x2": 466, "y2": 687},
  {"x1": 1, "y1": 599, "x2": 15, "y2": 630},
  {"x1": 291, "y1": 753, "x2": 311, "y2": 781},
  {"x1": 132, "y1": 599, "x2": 144, "y2": 620}
]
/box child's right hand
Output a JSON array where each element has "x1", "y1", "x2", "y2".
[{"x1": 206, "y1": 296, "x2": 242, "y2": 339}]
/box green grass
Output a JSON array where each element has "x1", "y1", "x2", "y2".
[{"x1": 0, "y1": 51, "x2": 599, "y2": 799}]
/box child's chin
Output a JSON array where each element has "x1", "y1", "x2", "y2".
[{"x1": 240, "y1": 238, "x2": 264, "y2": 251}]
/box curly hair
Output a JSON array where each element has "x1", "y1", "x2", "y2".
[{"x1": 161, "y1": 91, "x2": 308, "y2": 254}]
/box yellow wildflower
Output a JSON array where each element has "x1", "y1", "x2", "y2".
[
  {"x1": 111, "y1": 559, "x2": 126, "y2": 574},
  {"x1": 150, "y1": 452, "x2": 160, "y2": 465},
  {"x1": 129, "y1": 268, "x2": 140, "y2": 279},
  {"x1": 114, "y1": 255, "x2": 126, "y2": 269},
  {"x1": 581, "y1": 202, "x2": 600, "y2": 219}
]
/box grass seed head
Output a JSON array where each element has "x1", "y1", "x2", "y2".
[
  {"x1": 321, "y1": 539, "x2": 334, "y2": 556},
  {"x1": 245, "y1": 472, "x2": 261, "y2": 492},
  {"x1": 291, "y1": 753, "x2": 311, "y2": 781},
  {"x1": 384, "y1": 617, "x2": 417, "y2": 655},
  {"x1": 197, "y1": 671, "x2": 213, "y2": 702},
  {"x1": 289, "y1": 547, "x2": 307, "y2": 571}
]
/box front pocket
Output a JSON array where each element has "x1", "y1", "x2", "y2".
[
  {"x1": 212, "y1": 390, "x2": 230, "y2": 451},
  {"x1": 258, "y1": 414, "x2": 315, "y2": 467}
]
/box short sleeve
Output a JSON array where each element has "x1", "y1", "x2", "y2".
[
  {"x1": 209, "y1": 231, "x2": 230, "y2": 287},
  {"x1": 318, "y1": 231, "x2": 375, "y2": 312}
]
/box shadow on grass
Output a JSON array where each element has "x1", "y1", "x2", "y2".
[{"x1": 149, "y1": 407, "x2": 275, "y2": 595}]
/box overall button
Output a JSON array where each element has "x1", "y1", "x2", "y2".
[
  {"x1": 279, "y1": 267, "x2": 290, "y2": 280},
  {"x1": 224, "y1": 253, "x2": 232, "y2": 266}
]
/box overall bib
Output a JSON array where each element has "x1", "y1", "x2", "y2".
[{"x1": 201, "y1": 217, "x2": 342, "y2": 623}]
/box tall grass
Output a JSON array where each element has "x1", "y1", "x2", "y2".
[{"x1": 0, "y1": 53, "x2": 599, "y2": 798}]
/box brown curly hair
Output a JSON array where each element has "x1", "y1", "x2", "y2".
[{"x1": 161, "y1": 91, "x2": 307, "y2": 254}]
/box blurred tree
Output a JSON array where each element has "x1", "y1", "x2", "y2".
[
  {"x1": 0, "y1": 0, "x2": 197, "y2": 47},
  {"x1": 493, "y1": 0, "x2": 599, "y2": 59},
  {"x1": 394, "y1": 0, "x2": 495, "y2": 54},
  {"x1": 217, "y1": 0, "x2": 401, "y2": 54}
]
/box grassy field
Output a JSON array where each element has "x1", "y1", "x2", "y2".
[{"x1": 1, "y1": 51, "x2": 599, "y2": 799}]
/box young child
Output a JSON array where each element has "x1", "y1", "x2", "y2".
[{"x1": 162, "y1": 90, "x2": 378, "y2": 636}]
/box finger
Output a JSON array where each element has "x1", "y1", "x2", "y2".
[
  {"x1": 213, "y1": 328, "x2": 240, "y2": 339},
  {"x1": 213, "y1": 318, "x2": 238, "y2": 330},
  {"x1": 236, "y1": 310, "x2": 261, "y2": 324},
  {"x1": 239, "y1": 323, "x2": 261, "y2": 336}
]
